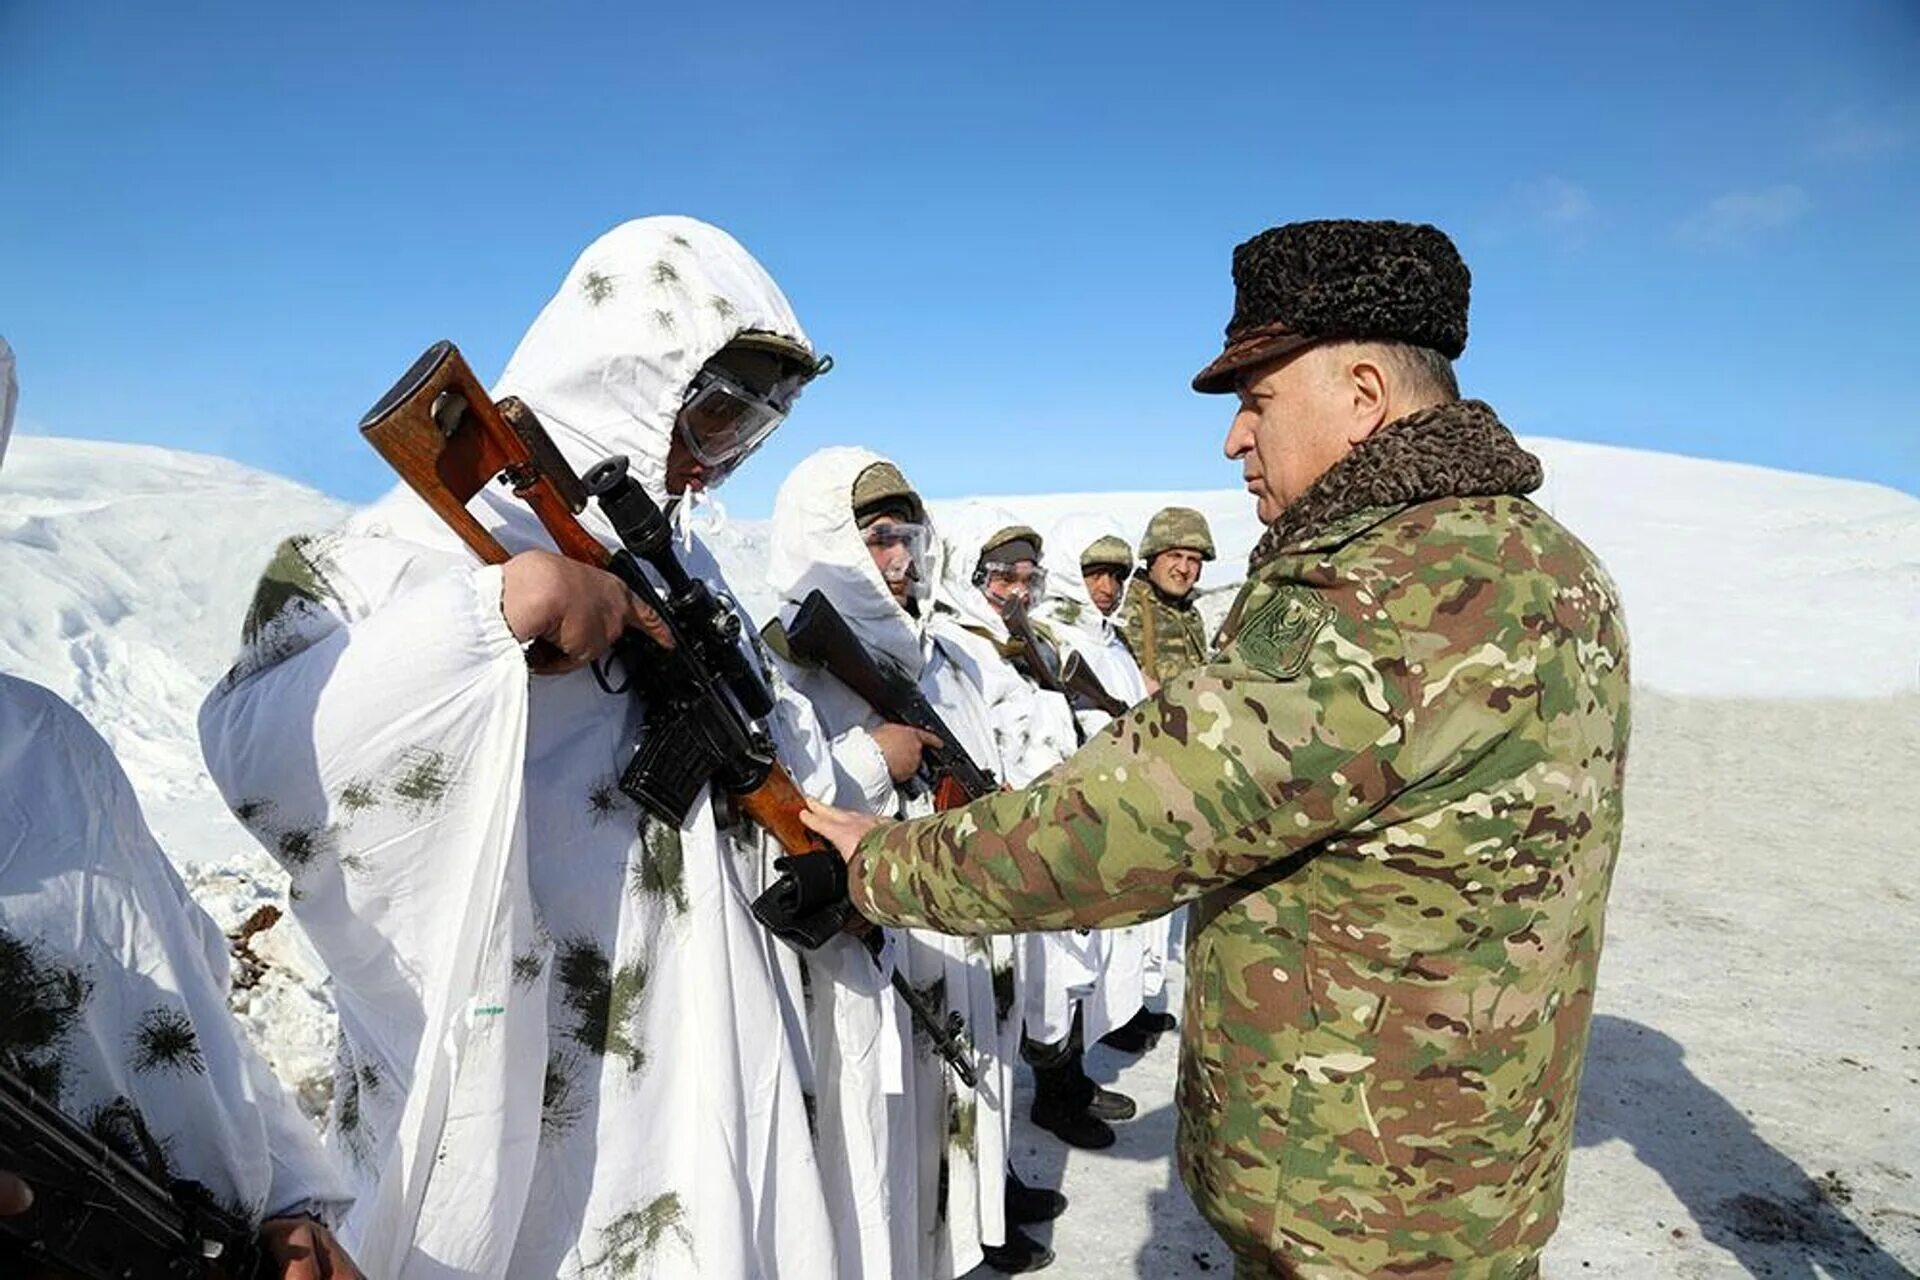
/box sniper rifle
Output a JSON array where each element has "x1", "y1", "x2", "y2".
[{"x1": 358, "y1": 341, "x2": 976, "y2": 1087}]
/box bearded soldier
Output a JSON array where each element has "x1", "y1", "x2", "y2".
[
  {"x1": 1121, "y1": 506, "x2": 1216, "y2": 694},
  {"x1": 805, "y1": 220, "x2": 1631, "y2": 1278}
]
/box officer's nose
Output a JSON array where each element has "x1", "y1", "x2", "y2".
[{"x1": 1224, "y1": 408, "x2": 1256, "y2": 461}]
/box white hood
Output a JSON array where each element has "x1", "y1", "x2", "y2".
[
  {"x1": 492, "y1": 216, "x2": 814, "y2": 506},
  {"x1": 0, "y1": 336, "x2": 16, "y2": 471},
  {"x1": 768, "y1": 446, "x2": 939, "y2": 678},
  {"x1": 931, "y1": 500, "x2": 1032, "y2": 645},
  {"x1": 1039, "y1": 510, "x2": 1131, "y2": 639}
]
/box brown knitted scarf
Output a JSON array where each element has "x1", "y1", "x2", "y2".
[{"x1": 1248, "y1": 399, "x2": 1543, "y2": 569}]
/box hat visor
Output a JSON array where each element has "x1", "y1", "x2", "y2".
[{"x1": 1190, "y1": 328, "x2": 1318, "y2": 395}]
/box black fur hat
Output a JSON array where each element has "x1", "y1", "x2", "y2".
[{"x1": 1191, "y1": 220, "x2": 1470, "y2": 394}]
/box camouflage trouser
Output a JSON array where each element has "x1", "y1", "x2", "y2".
[{"x1": 1230, "y1": 1249, "x2": 1544, "y2": 1278}]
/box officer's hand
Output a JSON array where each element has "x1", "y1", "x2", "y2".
[
  {"x1": 501, "y1": 549, "x2": 673, "y2": 674},
  {"x1": 0, "y1": 1170, "x2": 31, "y2": 1216},
  {"x1": 800, "y1": 797, "x2": 885, "y2": 863},
  {"x1": 261, "y1": 1215, "x2": 364, "y2": 1279},
  {"x1": 868, "y1": 724, "x2": 945, "y2": 783}
]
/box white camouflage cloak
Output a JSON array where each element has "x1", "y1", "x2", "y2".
[
  {"x1": 197, "y1": 218, "x2": 850, "y2": 1279},
  {"x1": 765, "y1": 447, "x2": 1021, "y2": 1277},
  {"x1": 2, "y1": 339, "x2": 346, "y2": 1233},
  {"x1": 0, "y1": 674, "x2": 349, "y2": 1226},
  {"x1": 924, "y1": 502, "x2": 1101, "y2": 1049},
  {"x1": 1038, "y1": 513, "x2": 1172, "y2": 1024}
]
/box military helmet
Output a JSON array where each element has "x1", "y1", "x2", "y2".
[
  {"x1": 1080, "y1": 534, "x2": 1133, "y2": 572},
  {"x1": 980, "y1": 524, "x2": 1044, "y2": 562},
  {"x1": 722, "y1": 329, "x2": 832, "y2": 381},
  {"x1": 850, "y1": 460, "x2": 924, "y2": 526},
  {"x1": 1138, "y1": 507, "x2": 1216, "y2": 562}
]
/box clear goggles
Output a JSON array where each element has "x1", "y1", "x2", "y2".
[
  {"x1": 675, "y1": 365, "x2": 809, "y2": 473},
  {"x1": 978, "y1": 560, "x2": 1048, "y2": 601},
  {"x1": 860, "y1": 520, "x2": 932, "y2": 592}
]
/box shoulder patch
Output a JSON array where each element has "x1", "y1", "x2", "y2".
[{"x1": 1232, "y1": 586, "x2": 1334, "y2": 679}]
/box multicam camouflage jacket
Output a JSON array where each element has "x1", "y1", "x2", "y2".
[
  {"x1": 846, "y1": 399, "x2": 1631, "y2": 1278},
  {"x1": 1120, "y1": 575, "x2": 1211, "y2": 687}
]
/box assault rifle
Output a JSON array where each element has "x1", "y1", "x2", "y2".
[
  {"x1": 783, "y1": 588, "x2": 999, "y2": 810},
  {"x1": 999, "y1": 598, "x2": 1130, "y2": 722},
  {"x1": 1, "y1": 1059, "x2": 266, "y2": 1279},
  {"x1": 779, "y1": 588, "x2": 1002, "y2": 1086},
  {"x1": 360, "y1": 342, "x2": 976, "y2": 1087}
]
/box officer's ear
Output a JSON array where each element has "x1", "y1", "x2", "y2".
[{"x1": 1344, "y1": 352, "x2": 1391, "y2": 444}]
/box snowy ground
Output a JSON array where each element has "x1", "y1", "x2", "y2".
[{"x1": 3, "y1": 434, "x2": 1917, "y2": 1276}]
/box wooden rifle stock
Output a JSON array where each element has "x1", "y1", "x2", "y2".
[
  {"x1": 783, "y1": 589, "x2": 1000, "y2": 808},
  {"x1": 1060, "y1": 650, "x2": 1130, "y2": 718}
]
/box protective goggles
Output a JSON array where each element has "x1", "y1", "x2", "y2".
[
  {"x1": 675, "y1": 365, "x2": 808, "y2": 473},
  {"x1": 977, "y1": 560, "x2": 1048, "y2": 600},
  {"x1": 861, "y1": 521, "x2": 932, "y2": 592}
]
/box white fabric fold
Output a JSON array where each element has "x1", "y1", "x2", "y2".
[{"x1": 1, "y1": 675, "x2": 350, "y2": 1227}]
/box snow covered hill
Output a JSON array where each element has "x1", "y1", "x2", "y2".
[
  {"x1": 907, "y1": 438, "x2": 1920, "y2": 699},
  {"x1": 1, "y1": 436, "x2": 351, "y2": 860}
]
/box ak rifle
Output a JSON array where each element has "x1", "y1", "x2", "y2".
[
  {"x1": 1, "y1": 1058, "x2": 267, "y2": 1279},
  {"x1": 783, "y1": 588, "x2": 999, "y2": 811},
  {"x1": 359, "y1": 342, "x2": 977, "y2": 1087},
  {"x1": 780, "y1": 588, "x2": 1006, "y2": 1085},
  {"x1": 999, "y1": 598, "x2": 1130, "y2": 722}
]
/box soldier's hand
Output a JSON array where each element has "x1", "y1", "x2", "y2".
[
  {"x1": 501, "y1": 549, "x2": 673, "y2": 674},
  {"x1": 0, "y1": 1170, "x2": 30, "y2": 1216},
  {"x1": 261, "y1": 1215, "x2": 364, "y2": 1279},
  {"x1": 869, "y1": 724, "x2": 945, "y2": 783},
  {"x1": 800, "y1": 797, "x2": 885, "y2": 863},
  {"x1": 1143, "y1": 675, "x2": 1162, "y2": 697}
]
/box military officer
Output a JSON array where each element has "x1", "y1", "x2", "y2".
[{"x1": 803, "y1": 220, "x2": 1631, "y2": 1279}]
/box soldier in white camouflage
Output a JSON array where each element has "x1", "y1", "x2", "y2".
[{"x1": 804, "y1": 220, "x2": 1631, "y2": 1278}]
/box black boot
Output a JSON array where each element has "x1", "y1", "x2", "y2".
[
  {"x1": 981, "y1": 1224, "x2": 1055, "y2": 1273},
  {"x1": 1086, "y1": 1084, "x2": 1137, "y2": 1122},
  {"x1": 1098, "y1": 1006, "x2": 1173, "y2": 1055},
  {"x1": 1030, "y1": 1057, "x2": 1116, "y2": 1149},
  {"x1": 1064, "y1": 1044, "x2": 1136, "y2": 1122},
  {"x1": 1005, "y1": 1168, "x2": 1068, "y2": 1224}
]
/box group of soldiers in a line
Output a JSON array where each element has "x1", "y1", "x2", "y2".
[{"x1": 3, "y1": 211, "x2": 1629, "y2": 1280}]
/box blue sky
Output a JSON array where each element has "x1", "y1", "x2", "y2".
[{"x1": 3, "y1": 1, "x2": 1915, "y2": 514}]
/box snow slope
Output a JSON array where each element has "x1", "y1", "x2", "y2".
[
  {"x1": 0, "y1": 436, "x2": 352, "y2": 859},
  {"x1": 912, "y1": 438, "x2": 1920, "y2": 699}
]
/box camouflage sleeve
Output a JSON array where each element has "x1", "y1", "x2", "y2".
[
  {"x1": 847, "y1": 587, "x2": 1414, "y2": 934},
  {"x1": 1117, "y1": 595, "x2": 1147, "y2": 666}
]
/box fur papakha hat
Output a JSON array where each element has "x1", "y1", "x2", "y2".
[{"x1": 1191, "y1": 220, "x2": 1470, "y2": 394}]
